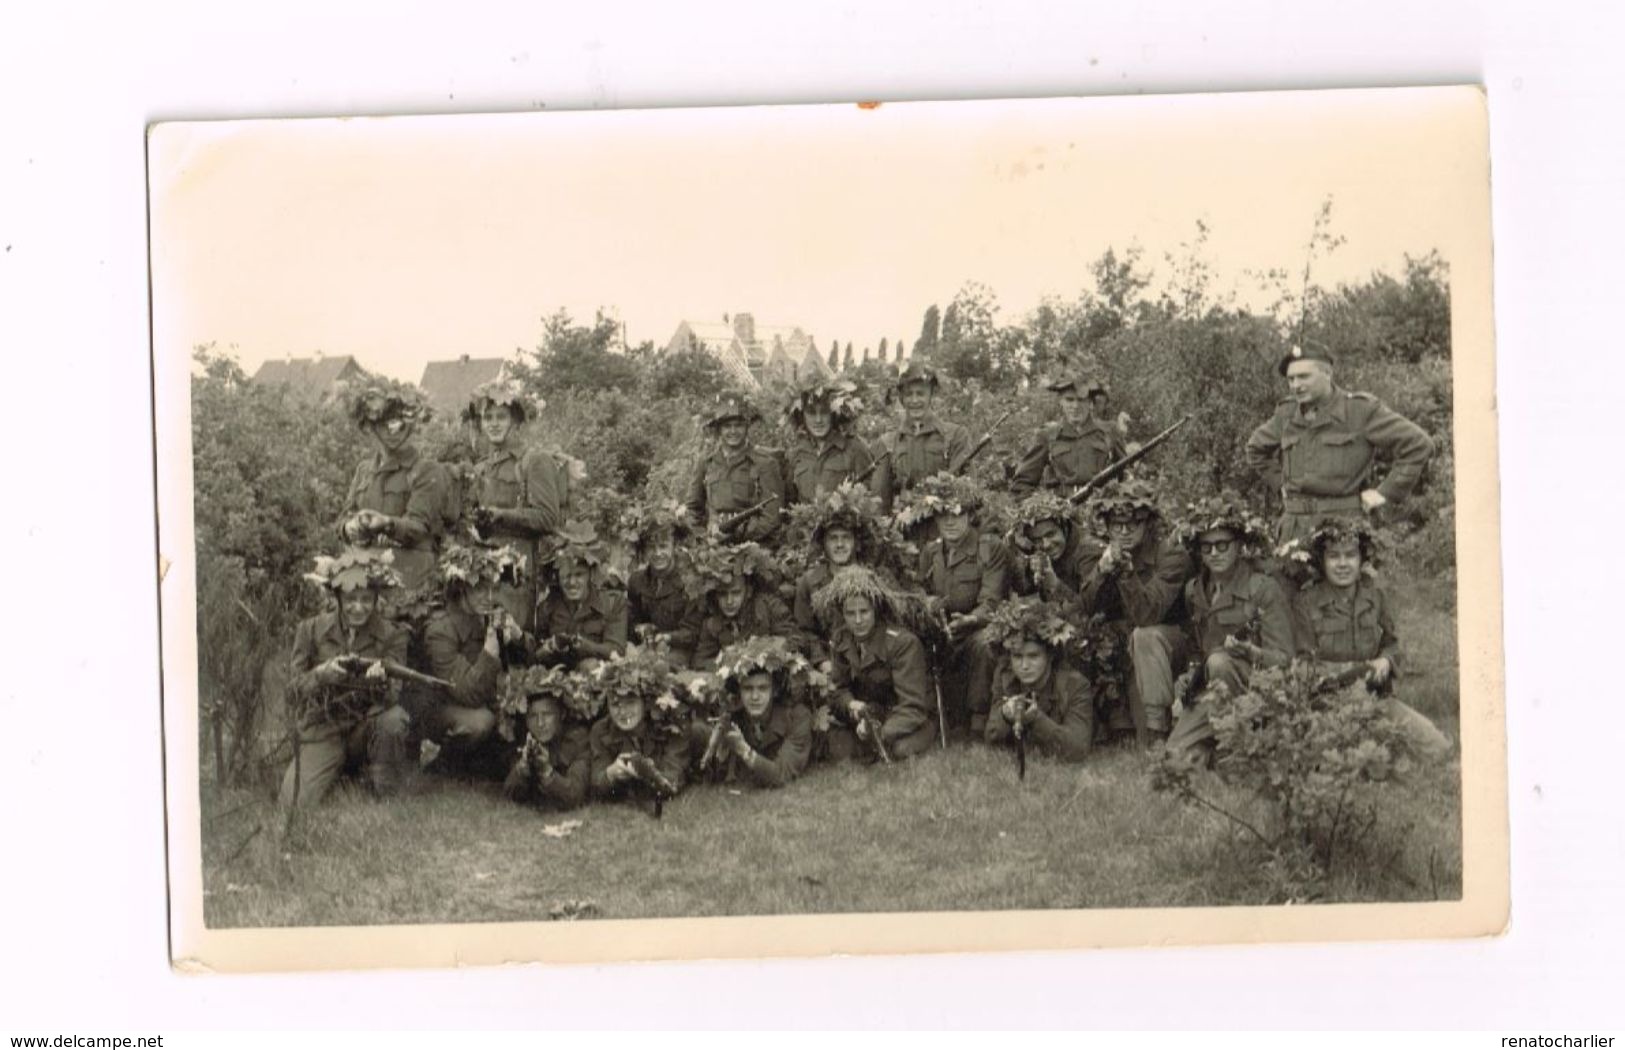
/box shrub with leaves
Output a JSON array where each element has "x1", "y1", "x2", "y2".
[{"x1": 1151, "y1": 661, "x2": 1418, "y2": 887}]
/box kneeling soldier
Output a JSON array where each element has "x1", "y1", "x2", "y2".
[
  {"x1": 789, "y1": 481, "x2": 903, "y2": 665},
  {"x1": 692, "y1": 636, "x2": 816, "y2": 789},
  {"x1": 279, "y1": 548, "x2": 414, "y2": 808},
  {"x1": 682, "y1": 542, "x2": 800, "y2": 669},
  {"x1": 1285, "y1": 519, "x2": 1451, "y2": 761},
  {"x1": 499, "y1": 666, "x2": 592, "y2": 810},
  {"x1": 1164, "y1": 495, "x2": 1295, "y2": 757},
  {"x1": 588, "y1": 647, "x2": 691, "y2": 807},
  {"x1": 982, "y1": 597, "x2": 1095, "y2": 762},
  {"x1": 619, "y1": 499, "x2": 701, "y2": 662},
  {"x1": 534, "y1": 521, "x2": 628, "y2": 668},
  {"x1": 1008, "y1": 491, "x2": 1092, "y2": 606},
  {"x1": 814, "y1": 565, "x2": 939, "y2": 761}
]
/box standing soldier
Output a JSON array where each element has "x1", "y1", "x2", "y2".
[
  {"x1": 874, "y1": 361, "x2": 972, "y2": 512},
  {"x1": 1074, "y1": 479, "x2": 1194, "y2": 745},
  {"x1": 1244, "y1": 343, "x2": 1435, "y2": 545},
  {"x1": 337, "y1": 381, "x2": 450, "y2": 594},
  {"x1": 782, "y1": 375, "x2": 877, "y2": 506},
  {"x1": 1163, "y1": 495, "x2": 1296, "y2": 758},
  {"x1": 465, "y1": 377, "x2": 575, "y2": 631},
  {"x1": 619, "y1": 499, "x2": 700, "y2": 662},
  {"x1": 279, "y1": 548, "x2": 414, "y2": 809},
  {"x1": 1011, "y1": 372, "x2": 1127, "y2": 497},
  {"x1": 686, "y1": 392, "x2": 787, "y2": 545}
]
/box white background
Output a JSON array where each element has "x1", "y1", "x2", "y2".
[{"x1": 0, "y1": 0, "x2": 1616, "y2": 1030}]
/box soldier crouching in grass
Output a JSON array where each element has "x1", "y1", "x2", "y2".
[
  {"x1": 416, "y1": 543, "x2": 530, "y2": 775},
  {"x1": 1244, "y1": 341, "x2": 1435, "y2": 546},
  {"x1": 587, "y1": 646, "x2": 691, "y2": 809},
  {"x1": 1164, "y1": 495, "x2": 1295, "y2": 760},
  {"x1": 619, "y1": 499, "x2": 700, "y2": 664},
  {"x1": 814, "y1": 565, "x2": 940, "y2": 762},
  {"x1": 982, "y1": 597, "x2": 1095, "y2": 763},
  {"x1": 896, "y1": 472, "x2": 1008, "y2": 737},
  {"x1": 681, "y1": 541, "x2": 800, "y2": 670},
  {"x1": 532, "y1": 521, "x2": 628, "y2": 670},
  {"x1": 686, "y1": 392, "x2": 787, "y2": 546},
  {"x1": 690, "y1": 637, "x2": 816, "y2": 789},
  {"x1": 1282, "y1": 519, "x2": 1452, "y2": 762},
  {"x1": 1074, "y1": 479, "x2": 1194, "y2": 746},
  {"x1": 279, "y1": 549, "x2": 413, "y2": 809},
  {"x1": 499, "y1": 666, "x2": 591, "y2": 811}
]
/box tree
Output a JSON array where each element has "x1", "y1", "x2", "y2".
[
  {"x1": 827, "y1": 341, "x2": 840, "y2": 370},
  {"x1": 878, "y1": 337, "x2": 888, "y2": 359},
  {"x1": 917, "y1": 305, "x2": 941, "y2": 358},
  {"x1": 521, "y1": 308, "x2": 638, "y2": 397},
  {"x1": 895, "y1": 339, "x2": 905, "y2": 363},
  {"x1": 842, "y1": 342, "x2": 854, "y2": 370}
]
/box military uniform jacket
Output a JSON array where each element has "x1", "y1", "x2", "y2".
[
  {"x1": 983, "y1": 663, "x2": 1094, "y2": 760},
  {"x1": 1075, "y1": 528, "x2": 1192, "y2": 627},
  {"x1": 1011, "y1": 525, "x2": 1091, "y2": 606},
  {"x1": 422, "y1": 605, "x2": 501, "y2": 709},
  {"x1": 518, "y1": 724, "x2": 591, "y2": 809},
  {"x1": 685, "y1": 445, "x2": 787, "y2": 543},
  {"x1": 709, "y1": 703, "x2": 814, "y2": 789},
  {"x1": 917, "y1": 528, "x2": 1009, "y2": 617},
  {"x1": 1292, "y1": 579, "x2": 1402, "y2": 672},
  {"x1": 588, "y1": 718, "x2": 689, "y2": 800},
  {"x1": 627, "y1": 564, "x2": 696, "y2": 653},
  {"x1": 875, "y1": 414, "x2": 972, "y2": 508},
  {"x1": 287, "y1": 610, "x2": 409, "y2": 732},
  {"x1": 1183, "y1": 559, "x2": 1294, "y2": 666},
  {"x1": 340, "y1": 444, "x2": 450, "y2": 590},
  {"x1": 1011, "y1": 418, "x2": 1126, "y2": 497},
  {"x1": 535, "y1": 586, "x2": 629, "y2": 657},
  {"x1": 785, "y1": 432, "x2": 876, "y2": 506},
  {"x1": 1244, "y1": 387, "x2": 1434, "y2": 504},
  {"x1": 688, "y1": 590, "x2": 799, "y2": 669},
  {"x1": 829, "y1": 624, "x2": 933, "y2": 746},
  {"x1": 472, "y1": 445, "x2": 571, "y2": 551}
]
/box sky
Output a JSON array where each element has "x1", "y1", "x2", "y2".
[{"x1": 150, "y1": 88, "x2": 1487, "y2": 383}]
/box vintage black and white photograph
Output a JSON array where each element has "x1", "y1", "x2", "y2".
[{"x1": 150, "y1": 87, "x2": 1503, "y2": 970}]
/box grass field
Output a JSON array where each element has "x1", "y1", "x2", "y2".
[{"x1": 198, "y1": 576, "x2": 1463, "y2": 929}]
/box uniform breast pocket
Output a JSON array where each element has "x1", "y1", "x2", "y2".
[
  {"x1": 379, "y1": 471, "x2": 413, "y2": 516},
  {"x1": 1317, "y1": 432, "x2": 1368, "y2": 481}
]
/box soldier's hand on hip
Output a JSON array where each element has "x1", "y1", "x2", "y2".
[{"x1": 1359, "y1": 488, "x2": 1387, "y2": 513}]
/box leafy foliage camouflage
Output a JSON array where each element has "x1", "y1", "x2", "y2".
[
  {"x1": 1274, "y1": 517, "x2": 1383, "y2": 587},
  {"x1": 981, "y1": 596, "x2": 1080, "y2": 656},
  {"x1": 811, "y1": 564, "x2": 937, "y2": 637},
  {"x1": 892, "y1": 472, "x2": 992, "y2": 533},
  {"x1": 1170, "y1": 492, "x2": 1273, "y2": 554},
  {"x1": 584, "y1": 642, "x2": 690, "y2": 735},
  {"x1": 782, "y1": 376, "x2": 868, "y2": 430},
  {"x1": 303, "y1": 547, "x2": 403, "y2": 593},
  {"x1": 340, "y1": 376, "x2": 433, "y2": 428},
  {"x1": 437, "y1": 542, "x2": 528, "y2": 590},
  {"x1": 463, "y1": 376, "x2": 538, "y2": 422}
]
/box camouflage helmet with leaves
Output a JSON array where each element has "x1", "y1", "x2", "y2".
[
  {"x1": 889, "y1": 358, "x2": 941, "y2": 393},
  {"x1": 712, "y1": 635, "x2": 814, "y2": 691},
  {"x1": 789, "y1": 481, "x2": 888, "y2": 553},
  {"x1": 617, "y1": 498, "x2": 696, "y2": 557},
  {"x1": 437, "y1": 542, "x2": 528, "y2": 592},
  {"x1": 704, "y1": 391, "x2": 764, "y2": 430},
  {"x1": 811, "y1": 564, "x2": 935, "y2": 635},
  {"x1": 1086, "y1": 478, "x2": 1162, "y2": 526},
  {"x1": 498, "y1": 664, "x2": 591, "y2": 726},
  {"x1": 464, "y1": 375, "x2": 539, "y2": 424},
  {"x1": 683, "y1": 540, "x2": 779, "y2": 601},
  {"x1": 1042, "y1": 370, "x2": 1109, "y2": 398},
  {"x1": 1276, "y1": 516, "x2": 1381, "y2": 583},
  {"x1": 540, "y1": 520, "x2": 607, "y2": 577},
  {"x1": 1008, "y1": 490, "x2": 1080, "y2": 548},
  {"x1": 303, "y1": 547, "x2": 403, "y2": 593},
  {"x1": 586, "y1": 643, "x2": 689, "y2": 733},
  {"x1": 982, "y1": 595, "x2": 1082, "y2": 657},
  {"x1": 893, "y1": 472, "x2": 989, "y2": 533},
  {"x1": 340, "y1": 377, "x2": 433, "y2": 429},
  {"x1": 1173, "y1": 492, "x2": 1273, "y2": 554},
  {"x1": 783, "y1": 375, "x2": 866, "y2": 431}
]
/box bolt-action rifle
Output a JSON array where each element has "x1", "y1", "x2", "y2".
[
  {"x1": 1067, "y1": 414, "x2": 1193, "y2": 505},
  {"x1": 334, "y1": 655, "x2": 454, "y2": 693},
  {"x1": 716, "y1": 494, "x2": 779, "y2": 536},
  {"x1": 853, "y1": 705, "x2": 892, "y2": 765},
  {"x1": 948, "y1": 409, "x2": 1017, "y2": 474},
  {"x1": 624, "y1": 752, "x2": 678, "y2": 819}
]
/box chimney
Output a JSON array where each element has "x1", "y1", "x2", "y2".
[
  {"x1": 733, "y1": 312, "x2": 755, "y2": 345},
  {"x1": 460, "y1": 353, "x2": 470, "y2": 363}
]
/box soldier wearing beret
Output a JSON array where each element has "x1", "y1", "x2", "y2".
[
  {"x1": 336, "y1": 382, "x2": 452, "y2": 593},
  {"x1": 1244, "y1": 343, "x2": 1435, "y2": 545},
  {"x1": 873, "y1": 361, "x2": 973, "y2": 512},
  {"x1": 685, "y1": 392, "x2": 787, "y2": 545},
  {"x1": 782, "y1": 376, "x2": 878, "y2": 506},
  {"x1": 1011, "y1": 372, "x2": 1128, "y2": 498},
  {"x1": 464, "y1": 377, "x2": 575, "y2": 631}
]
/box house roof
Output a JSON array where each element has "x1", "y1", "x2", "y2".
[
  {"x1": 250, "y1": 355, "x2": 365, "y2": 396},
  {"x1": 417, "y1": 356, "x2": 509, "y2": 416}
]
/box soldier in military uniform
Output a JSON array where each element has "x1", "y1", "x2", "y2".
[
  {"x1": 691, "y1": 637, "x2": 815, "y2": 789},
  {"x1": 1286, "y1": 519, "x2": 1451, "y2": 760},
  {"x1": 897, "y1": 473, "x2": 1008, "y2": 736},
  {"x1": 588, "y1": 649, "x2": 691, "y2": 806},
  {"x1": 982, "y1": 597, "x2": 1096, "y2": 762},
  {"x1": 789, "y1": 482, "x2": 897, "y2": 665},
  {"x1": 1011, "y1": 372, "x2": 1127, "y2": 497},
  {"x1": 1244, "y1": 343, "x2": 1435, "y2": 545},
  {"x1": 873, "y1": 361, "x2": 972, "y2": 512},
  {"x1": 532, "y1": 521, "x2": 627, "y2": 668},
  {"x1": 278, "y1": 548, "x2": 414, "y2": 809},
  {"x1": 782, "y1": 375, "x2": 877, "y2": 506},
  {"x1": 685, "y1": 392, "x2": 787, "y2": 545},
  {"x1": 1007, "y1": 492, "x2": 1092, "y2": 607},
  {"x1": 814, "y1": 566, "x2": 940, "y2": 761},
  {"x1": 337, "y1": 382, "x2": 452, "y2": 594},
  {"x1": 619, "y1": 499, "x2": 699, "y2": 663},
  {"x1": 682, "y1": 542, "x2": 800, "y2": 670},
  {"x1": 464, "y1": 377, "x2": 575, "y2": 631},
  {"x1": 1164, "y1": 496, "x2": 1296, "y2": 757},
  {"x1": 500, "y1": 670, "x2": 592, "y2": 811},
  {"x1": 1074, "y1": 479, "x2": 1194, "y2": 744}
]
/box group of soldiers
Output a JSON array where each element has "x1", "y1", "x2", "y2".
[{"x1": 277, "y1": 341, "x2": 1447, "y2": 816}]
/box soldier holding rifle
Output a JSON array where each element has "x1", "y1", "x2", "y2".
[
  {"x1": 873, "y1": 361, "x2": 972, "y2": 511},
  {"x1": 686, "y1": 392, "x2": 787, "y2": 545},
  {"x1": 1011, "y1": 371, "x2": 1127, "y2": 498}
]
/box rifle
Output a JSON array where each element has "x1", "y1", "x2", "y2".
[
  {"x1": 1008, "y1": 694, "x2": 1035, "y2": 781},
  {"x1": 852, "y1": 448, "x2": 892, "y2": 485},
  {"x1": 698, "y1": 706, "x2": 740, "y2": 772},
  {"x1": 716, "y1": 494, "x2": 778, "y2": 536},
  {"x1": 334, "y1": 655, "x2": 455, "y2": 693},
  {"x1": 854, "y1": 705, "x2": 892, "y2": 765},
  {"x1": 1312, "y1": 661, "x2": 1385, "y2": 696},
  {"x1": 624, "y1": 752, "x2": 678, "y2": 819},
  {"x1": 948, "y1": 408, "x2": 1016, "y2": 474},
  {"x1": 1067, "y1": 414, "x2": 1193, "y2": 505}
]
